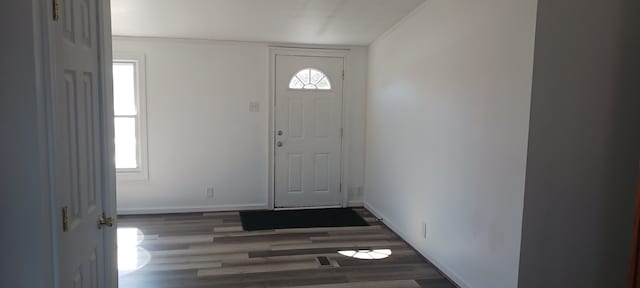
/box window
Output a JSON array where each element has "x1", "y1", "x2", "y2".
[
  {"x1": 113, "y1": 53, "x2": 148, "y2": 180},
  {"x1": 289, "y1": 68, "x2": 331, "y2": 90}
]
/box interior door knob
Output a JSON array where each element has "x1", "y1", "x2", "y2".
[
  {"x1": 277, "y1": 130, "x2": 284, "y2": 136},
  {"x1": 98, "y1": 213, "x2": 114, "y2": 229},
  {"x1": 277, "y1": 141, "x2": 283, "y2": 147}
]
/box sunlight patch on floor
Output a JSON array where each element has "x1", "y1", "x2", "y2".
[
  {"x1": 338, "y1": 249, "x2": 392, "y2": 260},
  {"x1": 117, "y1": 227, "x2": 151, "y2": 276}
]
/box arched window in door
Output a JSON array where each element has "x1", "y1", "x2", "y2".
[{"x1": 289, "y1": 68, "x2": 332, "y2": 90}]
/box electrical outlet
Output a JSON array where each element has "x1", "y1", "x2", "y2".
[
  {"x1": 421, "y1": 221, "x2": 427, "y2": 239},
  {"x1": 249, "y1": 101, "x2": 260, "y2": 112},
  {"x1": 206, "y1": 187, "x2": 214, "y2": 198},
  {"x1": 349, "y1": 186, "x2": 363, "y2": 197}
]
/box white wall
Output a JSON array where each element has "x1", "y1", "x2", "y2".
[
  {"x1": 1, "y1": 1, "x2": 54, "y2": 287},
  {"x1": 364, "y1": 1, "x2": 538, "y2": 287},
  {"x1": 113, "y1": 37, "x2": 368, "y2": 213},
  {"x1": 518, "y1": 0, "x2": 640, "y2": 286}
]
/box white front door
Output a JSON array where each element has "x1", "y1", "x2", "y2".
[
  {"x1": 51, "y1": 0, "x2": 112, "y2": 287},
  {"x1": 274, "y1": 55, "x2": 344, "y2": 208}
]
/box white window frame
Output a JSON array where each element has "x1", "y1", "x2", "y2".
[{"x1": 113, "y1": 52, "x2": 149, "y2": 181}]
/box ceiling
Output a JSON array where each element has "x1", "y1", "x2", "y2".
[{"x1": 110, "y1": 0, "x2": 426, "y2": 46}]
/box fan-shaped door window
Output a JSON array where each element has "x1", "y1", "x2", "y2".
[{"x1": 289, "y1": 68, "x2": 332, "y2": 90}]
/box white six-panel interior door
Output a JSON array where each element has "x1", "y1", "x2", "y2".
[
  {"x1": 52, "y1": 0, "x2": 110, "y2": 287},
  {"x1": 274, "y1": 55, "x2": 344, "y2": 208}
]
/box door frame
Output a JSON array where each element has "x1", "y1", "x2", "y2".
[
  {"x1": 38, "y1": 0, "x2": 118, "y2": 287},
  {"x1": 629, "y1": 163, "x2": 640, "y2": 288},
  {"x1": 97, "y1": 2, "x2": 118, "y2": 286},
  {"x1": 268, "y1": 47, "x2": 349, "y2": 210}
]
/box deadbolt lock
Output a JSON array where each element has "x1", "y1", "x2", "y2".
[{"x1": 98, "y1": 213, "x2": 114, "y2": 229}]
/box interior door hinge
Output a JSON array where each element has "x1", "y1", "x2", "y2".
[
  {"x1": 53, "y1": 0, "x2": 60, "y2": 21},
  {"x1": 62, "y1": 206, "x2": 69, "y2": 232},
  {"x1": 342, "y1": 70, "x2": 345, "y2": 80},
  {"x1": 340, "y1": 128, "x2": 343, "y2": 137}
]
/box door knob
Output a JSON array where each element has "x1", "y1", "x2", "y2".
[
  {"x1": 277, "y1": 130, "x2": 284, "y2": 136},
  {"x1": 98, "y1": 213, "x2": 114, "y2": 229},
  {"x1": 277, "y1": 141, "x2": 283, "y2": 147}
]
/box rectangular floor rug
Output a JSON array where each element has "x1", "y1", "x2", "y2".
[{"x1": 239, "y1": 208, "x2": 369, "y2": 231}]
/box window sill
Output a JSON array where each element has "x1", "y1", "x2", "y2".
[{"x1": 116, "y1": 170, "x2": 148, "y2": 181}]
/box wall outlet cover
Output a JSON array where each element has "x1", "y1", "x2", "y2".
[{"x1": 249, "y1": 101, "x2": 260, "y2": 112}]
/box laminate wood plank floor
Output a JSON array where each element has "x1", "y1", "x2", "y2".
[{"x1": 117, "y1": 208, "x2": 456, "y2": 288}]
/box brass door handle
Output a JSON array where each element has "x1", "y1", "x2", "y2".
[{"x1": 98, "y1": 213, "x2": 114, "y2": 229}]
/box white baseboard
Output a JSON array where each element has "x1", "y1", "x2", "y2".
[
  {"x1": 364, "y1": 202, "x2": 470, "y2": 288},
  {"x1": 117, "y1": 203, "x2": 268, "y2": 215},
  {"x1": 347, "y1": 200, "x2": 364, "y2": 207}
]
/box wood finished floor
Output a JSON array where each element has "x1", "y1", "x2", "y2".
[{"x1": 118, "y1": 208, "x2": 456, "y2": 288}]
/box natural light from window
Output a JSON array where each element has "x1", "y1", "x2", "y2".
[
  {"x1": 338, "y1": 249, "x2": 392, "y2": 260},
  {"x1": 117, "y1": 227, "x2": 150, "y2": 276},
  {"x1": 113, "y1": 62, "x2": 139, "y2": 170},
  {"x1": 289, "y1": 68, "x2": 331, "y2": 90}
]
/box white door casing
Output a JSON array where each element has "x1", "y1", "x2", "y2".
[
  {"x1": 274, "y1": 55, "x2": 344, "y2": 208},
  {"x1": 51, "y1": 0, "x2": 111, "y2": 287}
]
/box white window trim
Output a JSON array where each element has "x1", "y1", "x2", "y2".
[{"x1": 113, "y1": 52, "x2": 149, "y2": 181}]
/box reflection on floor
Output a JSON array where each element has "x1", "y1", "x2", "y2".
[
  {"x1": 117, "y1": 227, "x2": 150, "y2": 276},
  {"x1": 117, "y1": 208, "x2": 455, "y2": 288}
]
